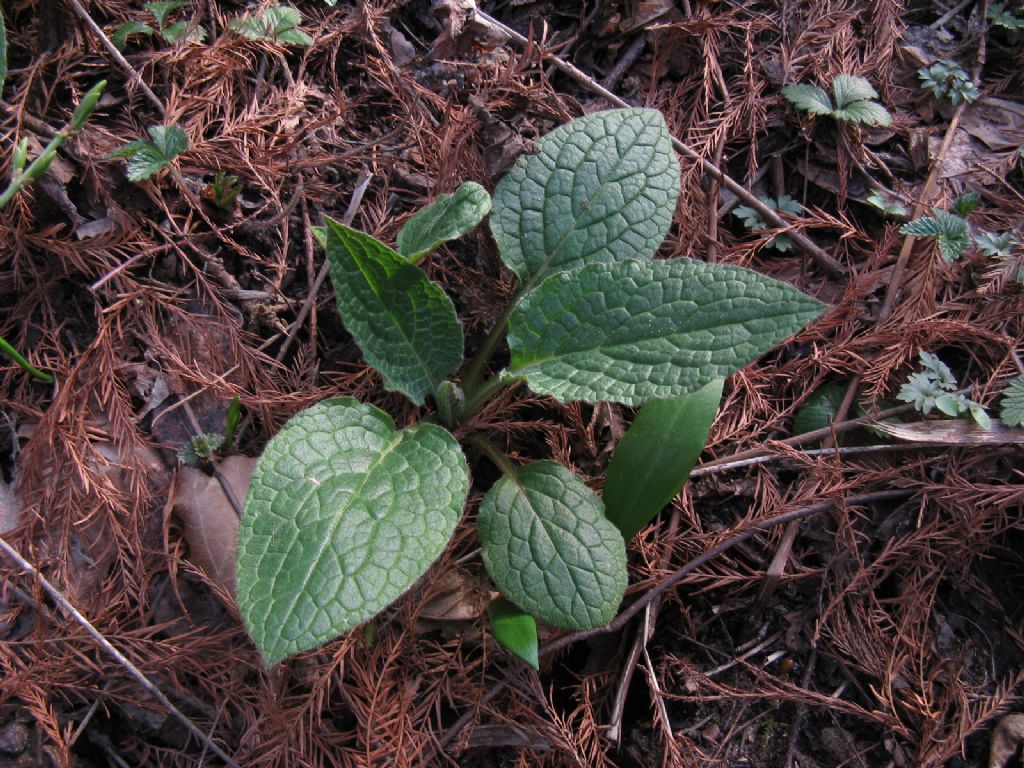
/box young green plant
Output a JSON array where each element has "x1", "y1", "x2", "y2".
[{"x1": 234, "y1": 109, "x2": 827, "y2": 667}]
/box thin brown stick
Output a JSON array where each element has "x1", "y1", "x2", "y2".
[
  {"x1": 0, "y1": 535, "x2": 241, "y2": 768},
  {"x1": 64, "y1": 0, "x2": 167, "y2": 116},
  {"x1": 472, "y1": 9, "x2": 846, "y2": 278}
]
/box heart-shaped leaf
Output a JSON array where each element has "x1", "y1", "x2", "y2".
[
  {"x1": 236, "y1": 398, "x2": 469, "y2": 665},
  {"x1": 489, "y1": 597, "x2": 539, "y2": 670},
  {"x1": 489, "y1": 108, "x2": 679, "y2": 289},
  {"x1": 507, "y1": 259, "x2": 826, "y2": 406},
  {"x1": 478, "y1": 461, "x2": 626, "y2": 630},
  {"x1": 323, "y1": 218, "x2": 463, "y2": 405},
  {"x1": 603, "y1": 378, "x2": 723, "y2": 541},
  {"x1": 397, "y1": 181, "x2": 492, "y2": 262}
]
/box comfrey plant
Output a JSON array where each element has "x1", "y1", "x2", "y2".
[{"x1": 234, "y1": 109, "x2": 826, "y2": 666}]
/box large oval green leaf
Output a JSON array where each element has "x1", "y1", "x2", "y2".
[
  {"x1": 603, "y1": 378, "x2": 723, "y2": 541},
  {"x1": 507, "y1": 259, "x2": 826, "y2": 406},
  {"x1": 489, "y1": 108, "x2": 680, "y2": 289},
  {"x1": 396, "y1": 181, "x2": 491, "y2": 263},
  {"x1": 478, "y1": 461, "x2": 626, "y2": 630},
  {"x1": 323, "y1": 218, "x2": 463, "y2": 405},
  {"x1": 236, "y1": 398, "x2": 469, "y2": 665}
]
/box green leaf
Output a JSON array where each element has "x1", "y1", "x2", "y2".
[
  {"x1": 144, "y1": 0, "x2": 189, "y2": 29},
  {"x1": 831, "y1": 74, "x2": 879, "y2": 109},
  {"x1": 111, "y1": 20, "x2": 155, "y2": 49},
  {"x1": 1001, "y1": 375, "x2": 1024, "y2": 427},
  {"x1": 836, "y1": 99, "x2": 891, "y2": 127},
  {"x1": 782, "y1": 84, "x2": 834, "y2": 116},
  {"x1": 478, "y1": 461, "x2": 626, "y2": 630},
  {"x1": 161, "y1": 20, "x2": 206, "y2": 43},
  {"x1": 490, "y1": 108, "x2": 679, "y2": 287},
  {"x1": 322, "y1": 218, "x2": 463, "y2": 405},
  {"x1": 489, "y1": 597, "x2": 539, "y2": 670},
  {"x1": 773, "y1": 195, "x2": 803, "y2": 216},
  {"x1": 237, "y1": 398, "x2": 469, "y2": 666},
  {"x1": 732, "y1": 205, "x2": 765, "y2": 231},
  {"x1": 507, "y1": 259, "x2": 826, "y2": 406},
  {"x1": 110, "y1": 124, "x2": 189, "y2": 181},
  {"x1": 792, "y1": 382, "x2": 848, "y2": 439},
  {"x1": 230, "y1": 6, "x2": 312, "y2": 45},
  {"x1": 952, "y1": 192, "x2": 980, "y2": 217},
  {"x1": 866, "y1": 192, "x2": 908, "y2": 218},
  {"x1": 603, "y1": 378, "x2": 723, "y2": 541},
  {"x1": 900, "y1": 210, "x2": 970, "y2": 262},
  {"x1": 396, "y1": 182, "x2": 492, "y2": 262}
]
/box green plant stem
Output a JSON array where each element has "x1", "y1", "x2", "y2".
[
  {"x1": 458, "y1": 373, "x2": 515, "y2": 424},
  {"x1": 0, "y1": 336, "x2": 53, "y2": 383},
  {"x1": 461, "y1": 311, "x2": 514, "y2": 396},
  {"x1": 467, "y1": 433, "x2": 519, "y2": 478}
]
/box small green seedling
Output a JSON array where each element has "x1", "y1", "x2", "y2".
[
  {"x1": 0, "y1": 81, "x2": 106, "y2": 210},
  {"x1": 866, "y1": 191, "x2": 909, "y2": 218},
  {"x1": 178, "y1": 433, "x2": 225, "y2": 465},
  {"x1": 974, "y1": 231, "x2": 1019, "y2": 259},
  {"x1": 1001, "y1": 375, "x2": 1024, "y2": 427},
  {"x1": 988, "y1": 3, "x2": 1024, "y2": 30},
  {"x1": 111, "y1": 124, "x2": 189, "y2": 182},
  {"x1": 897, "y1": 351, "x2": 989, "y2": 427},
  {"x1": 229, "y1": 6, "x2": 313, "y2": 46},
  {"x1": 234, "y1": 109, "x2": 826, "y2": 666},
  {"x1": 111, "y1": 1, "x2": 207, "y2": 48},
  {"x1": 899, "y1": 193, "x2": 979, "y2": 262},
  {"x1": 782, "y1": 74, "x2": 892, "y2": 127},
  {"x1": 0, "y1": 336, "x2": 53, "y2": 383},
  {"x1": 917, "y1": 60, "x2": 980, "y2": 106},
  {"x1": 733, "y1": 195, "x2": 803, "y2": 252},
  {"x1": 203, "y1": 171, "x2": 242, "y2": 211}
]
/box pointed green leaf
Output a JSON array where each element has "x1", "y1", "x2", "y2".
[
  {"x1": 900, "y1": 216, "x2": 945, "y2": 238},
  {"x1": 489, "y1": 597, "x2": 539, "y2": 670},
  {"x1": 230, "y1": 5, "x2": 312, "y2": 45},
  {"x1": 323, "y1": 218, "x2": 463, "y2": 405},
  {"x1": 144, "y1": 0, "x2": 189, "y2": 28},
  {"x1": 396, "y1": 182, "x2": 492, "y2": 262},
  {"x1": 111, "y1": 124, "x2": 189, "y2": 181},
  {"x1": 479, "y1": 462, "x2": 626, "y2": 630},
  {"x1": 1001, "y1": 375, "x2": 1024, "y2": 427},
  {"x1": 237, "y1": 398, "x2": 469, "y2": 665},
  {"x1": 792, "y1": 382, "x2": 848, "y2": 440},
  {"x1": 836, "y1": 99, "x2": 891, "y2": 126},
  {"x1": 782, "y1": 84, "x2": 833, "y2": 116},
  {"x1": 507, "y1": 259, "x2": 826, "y2": 406},
  {"x1": 831, "y1": 74, "x2": 879, "y2": 109},
  {"x1": 603, "y1": 378, "x2": 723, "y2": 541},
  {"x1": 161, "y1": 20, "x2": 206, "y2": 43},
  {"x1": 490, "y1": 108, "x2": 679, "y2": 287}
]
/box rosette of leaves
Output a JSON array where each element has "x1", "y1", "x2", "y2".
[
  {"x1": 917, "y1": 60, "x2": 980, "y2": 106},
  {"x1": 782, "y1": 74, "x2": 892, "y2": 127},
  {"x1": 229, "y1": 6, "x2": 313, "y2": 46},
  {"x1": 897, "y1": 351, "x2": 989, "y2": 427},
  {"x1": 899, "y1": 193, "x2": 979, "y2": 262},
  {"x1": 733, "y1": 195, "x2": 804, "y2": 252},
  {"x1": 234, "y1": 108, "x2": 826, "y2": 667}
]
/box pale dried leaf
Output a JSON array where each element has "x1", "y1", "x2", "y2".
[
  {"x1": 871, "y1": 419, "x2": 1024, "y2": 444},
  {"x1": 172, "y1": 456, "x2": 256, "y2": 596},
  {"x1": 988, "y1": 713, "x2": 1024, "y2": 768}
]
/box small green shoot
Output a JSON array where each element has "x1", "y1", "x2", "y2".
[
  {"x1": 111, "y1": 124, "x2": 189, "y2": 182},
  {"x1": 0, "y1": 80, "x2": 106, "y2": 210},
  {"x1": 489, "y1": 598, "x2": 539, "y2": 670},
  {"x1": 222, "y1": 395, "x2": 242, "y2": 451},
  {"x1": 897, "y1": 351, "x2": 989, "y2": 428},
  {"x1": 1000, "y1": 375, "x2": 1024, "y2": 427},
  {"x1": 782, "y1": 74, "x2": 892, "y2": 127},
  {"x1": 203, "y1": 171, "x2": 242, "y2": 211},
  {"x1": 178, "y1": 433, "x2": 225, "y2": 466},
  {"x1": 0, "y1": 336, "x2": 53, "y2": 383},
  {"x1": 917, "y1": 60, "x2": 980, "y2": 106},
  {"x1": 112, "y1": 1, "x2": 206, "y2": 48},
  {"x1": 866, "y1": 191, "x2": 909, "y2": 218},
  {"x1": 733, "y1": 195, "x2": 803, "y2": 251},
  {"x1": 229, "y1": 6, "x2": 313, "y2": 46}
]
